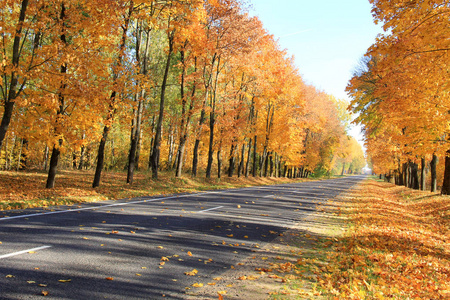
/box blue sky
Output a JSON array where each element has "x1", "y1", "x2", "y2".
[
  {"x1": 249, "y1": 0, "x2": 382, "y2": 99},
  {"x1": 248, "y1": 0, "x2": 384, "y2": 143}
]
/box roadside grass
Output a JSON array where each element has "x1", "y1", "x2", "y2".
[
  {"x1": 315, "y1": 179, "x2": 450, "y2": 299},
  {"x1": 0, "y1": 169, "x2": 309, "y2": 211}
]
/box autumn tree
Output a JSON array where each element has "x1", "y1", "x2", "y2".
[{"x1": 348, "y1": 0, "x2": 449, "y2": 192}]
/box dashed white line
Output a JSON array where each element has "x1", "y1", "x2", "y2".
[
  {"x1": 0, "y1": 192, "x2": 220, "y2": 222},
  {"x1": 198, "y1": 206, "x2": 224, "y2": 213},
  {"x1": 0, "y1": 246, "x2": 52, "y2": 259}
]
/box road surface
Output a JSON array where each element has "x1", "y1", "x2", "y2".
[{"x1": 0, "y1": 176, "x2": 365, "y2": 299}]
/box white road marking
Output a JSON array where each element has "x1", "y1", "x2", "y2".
[
  {"x1": 198, "y1": 206, "x2": 224, "y2": 213},
  {"x1": 0, "y1": 192, "x2": 219, "y2": 222},
  {"x1": 0, "y1": 246, "x2": 52, "y2": 259}
]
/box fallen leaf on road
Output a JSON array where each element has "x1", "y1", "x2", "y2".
[
  {"x1": 6, "y1": 275, "x2": 14, "y2": 278},
  {"x1": 187, "y1": 251, "x2": 193, "y2": 256},
  {"x1": 184, "y1": 269, "x2": 198, "y2": 276},
  {"x1": 41, "y1": 291, "x2": 49, "y2": 296},
  {"x1": 105, "y1": 277, "x2": 114, "y2": 281},
  {"x1": 27, "y1": 281, "x2": 36, "y2": 284},
  {"x1": 192, "y1": 283, "x2": 203, "y2": 287},
  {"x1": 58, "y1": 279, "x2": 71, "y2": 283},
  {"x1": 161, "y1": 257, "x2": 170, "y2": 261}
]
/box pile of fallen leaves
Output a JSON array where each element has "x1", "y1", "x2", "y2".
[{"x1": 318, "y1": 180, "x2": 450, "y2": 299}]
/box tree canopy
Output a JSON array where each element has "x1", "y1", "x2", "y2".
[{"x1": 0, "y1": 0, "x2": 365, "y2": 187}]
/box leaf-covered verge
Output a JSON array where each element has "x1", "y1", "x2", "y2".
[
  {"x1": 0, "y1": 170, "x2": 310, "y2": 211},
  {"x1": 317, "y1": 179, "x2": 450, "y2": 299}
]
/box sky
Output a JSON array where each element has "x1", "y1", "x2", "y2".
[{"x1": 248, "y1": 0, "x2": 384, "y2": 144}]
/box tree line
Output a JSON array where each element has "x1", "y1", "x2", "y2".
[
  {"x1": 0, "y1": 0, "x2": 365, "y2": 188},
  {"x1": 347, "y1": 0, "x2": 449, "y2": 194}
]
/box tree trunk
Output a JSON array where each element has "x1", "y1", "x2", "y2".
[
  {"x1": 150, "y1": 31, "x2": 174, "y2": 179},
  {"x1": 398, "y1": 166, "x2": 404, "y2": 186},
  {"x1": 269, "y1": 154, "x2": 274, "y2": 177},
  {"x1": 0, "y1": 0, "x2": 29, "y2": 150},
  {"x1": 46, "y1": 144, "x2": 61, "y2": 189},
  {"x1": 252, "y1": 136, "x2": 257, "y2": 177},
  {"x1": 167, "y1": 125, "x2": 175, "y2": 170},
  {"x1": 430, "y1": 154, "x2": 437, "y2": 193},
  {"x1": 217, "y1": 149, "x2": 222, "y2": 179},
  {"x1": 341, "y1": 162, "x2": 345, "y2": 176},
  {"x1": 245, "y1": 139, "x2": 252, "y2": 177},
  {"x1": 135, "y1": 128, "x2": 142, "y2": 170},
  {"x1": 237, "y1": 144, "x2": 245, "y2": 178},
  {"x1": 228, "y1": 144, "x2": 236, "y2": 177},
  {"x1": 404, "y1": 163, "x2": 410, "y2": 187},
  {"x1": 92, "y1": 3, "x2": 132, "y2": 187},
  {"x1": 260, "y1": 147, "x2": 267, "y2": 177},
  {"x1": 206, "y1": 111, "x2": 215, "y2": 179},
  {"x1": 192, "y1": 100, "x2": 207, "y2": 177},
  {"x1": 411, "y1": 162, "x2": 419, "y2": 190},
  {"x1": 175, "y1": 140, "x2": 186, "y2": 177},
  {"x1": 263, "y1": 153, "x2": 269, "y2": 177},
  {"x1": 93, "y1": 125, "x2": 110, "y2": 188},
  {"x1": 46, "y1": 3, "x2": 67, "y2": 189},
  {"x1": 192, "y1": 139, "x2": 201, "y2": 177},
  {"x1": 420, "y1": 157, "x2": 426, "y2": 191},
  {"x1": 43, "y1": 145, "x2": 49, "y2": 171},
  {"x1": 72, "y1": 152, "x2": 77, "y2": 169},
  {"x1": 441, "y1": 150, "x2": 450, "y2": 195},
  {"x1": 175, "y1": 50, "x2": 196, "y2": 178},
  {"x1": 127, "y1": 90, "x2": 144, "y2": 184},
  {"x1": 148, "y1": 115, "x2": 156, "y2": 170},
  {"x1": 126, "y1": 115, "x2": 139, "y2": 184}
]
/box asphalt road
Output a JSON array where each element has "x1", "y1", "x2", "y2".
[{"x1": 0, "y1": 176, "x2": 365, "y2": 299}]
